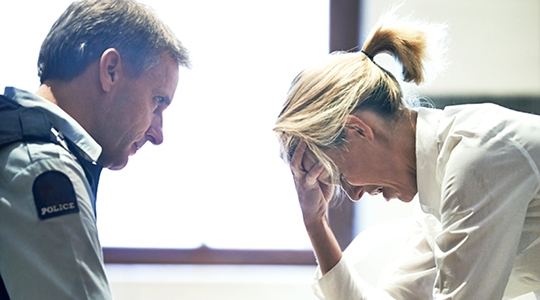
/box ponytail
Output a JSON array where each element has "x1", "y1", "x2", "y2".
[
  {"x1": 275, "y1": 7, "x2": 448, "y2": 185},
  {"x1": 362, "y1": 7, "x2": 448, "y2": 84}
]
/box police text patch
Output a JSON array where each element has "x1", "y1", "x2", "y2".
[{"x1": 32, "y1": 171, "x2": 79, "y2": 220}]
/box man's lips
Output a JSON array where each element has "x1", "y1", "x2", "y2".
[{"x1": 131, "y1": 143, "x2": 142, "y2": 155}]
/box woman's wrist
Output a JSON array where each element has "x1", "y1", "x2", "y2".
[
  {"x1": 304, "y1": 214, "x2": 343, "y2": 274},
  {"x1": 303, "y1": 213, "x2": 329, "y2": 230}
]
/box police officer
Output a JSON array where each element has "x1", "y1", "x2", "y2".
[{"x1": 0, "y1": 1, "x2": 190, "y2": 299}]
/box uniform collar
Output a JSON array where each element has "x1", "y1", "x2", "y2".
[
  {"x1": 4, "y1": 86, "x2": 102, "y2": 164},
  {"x1": 415, "y1": 107, "x2": 444, "y2": 219}
]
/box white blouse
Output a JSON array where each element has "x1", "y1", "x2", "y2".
[{"x1": 314, "y1": 104, "x2": 540, "y2": 299}]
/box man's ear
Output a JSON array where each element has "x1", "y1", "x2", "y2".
[
  {"x1": 99, "y1": 48, "x2": 122, "y2": 92},
  {"x1": 344, "y1": 114, "x2": 374, "y2": 140}
]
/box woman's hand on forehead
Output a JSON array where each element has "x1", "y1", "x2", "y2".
[
  {"x1": 300, "y1": 143, "x2": 333, "y2": 185},
  {"x1": 291, "y1": 141, "x2": 324, "y2": 180},
  {"x1": 291, "y1": 141, "x2": 332, "y2": 193},
  {"x1": 289, "y1": 141, "x2": 334, "y2": 225},
  {"x1": 301, "y1": 146, "x2": 318, "y2": 173}
]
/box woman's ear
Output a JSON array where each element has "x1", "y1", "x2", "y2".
[
  {"x1": 99, "y1": 48, "x2": 122, "y2": 92},
  {"x1": 344, "y1": 114, "x2": 374, "y2": 140}
]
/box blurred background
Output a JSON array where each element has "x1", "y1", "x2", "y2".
[{"x1": 1, "y1": 0, "x2": 538, "y2": 299}]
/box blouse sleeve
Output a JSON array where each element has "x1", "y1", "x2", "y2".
[
  {"x1": 432, "y1": 133, "x2": 540, "y2": 299},
  {"x1": 313, "y1": 257, "x2": 395, "y2": 300},
  {"x1": 312, "y1": 208, "x2": 439, "y2": 300}
]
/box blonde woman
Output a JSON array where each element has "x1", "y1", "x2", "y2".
[{"x1": 274, "y1": 11, "x2": 540, "y2": 300}]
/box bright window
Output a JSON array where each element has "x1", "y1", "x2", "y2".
[{"x1": 95, "y1": 0, "x2": 330, "y2": 250}]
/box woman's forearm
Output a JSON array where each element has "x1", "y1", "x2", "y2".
[{"x1": 305, "y1": 216, "x2": 343, "y2": 275}]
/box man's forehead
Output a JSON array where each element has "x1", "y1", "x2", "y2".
[{"x1": 140, "y1": 56, "x2": 179, "y2": 100}]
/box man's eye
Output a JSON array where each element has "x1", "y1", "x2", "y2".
[{"x1": 154, "y1": 96, "x2": 165, "y2": 105}]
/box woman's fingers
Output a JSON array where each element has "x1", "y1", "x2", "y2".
[
  {"x1": 290, "y1": 141, "x2": 308, "y2": 176},
  {"x1": 290, "y1": 141, "x2": 333, "y2": 201},
  {"x1": 291, "y1": 141, "x2": 323, "y2": 185},
  {"x1": 305, "y1": 162, "x2": 324, "y2": 185},
  {"x1": 287, "y1": 142, "x2": 335, "y2": 226}
]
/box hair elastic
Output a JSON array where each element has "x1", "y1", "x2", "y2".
[{"x1": 361, "y1": 50, "x2": 374, "y2": 61}]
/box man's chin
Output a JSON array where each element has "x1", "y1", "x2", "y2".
[
  {"x1": 100, "y1": 156, "x2": 129, "y2": 171},
  {"x1": 109, "y1": 159, "x2": 129, "y2": 170}
]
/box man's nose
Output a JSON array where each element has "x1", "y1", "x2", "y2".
[{"x1": 146, "y1": 115, "x2": 164, "y2": 145}]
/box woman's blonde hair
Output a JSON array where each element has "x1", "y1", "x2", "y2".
[{"x1": 274, "y1": 8, "x2": 447, "y2": 188}]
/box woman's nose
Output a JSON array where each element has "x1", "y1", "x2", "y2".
[{"x1": 341, "y1": 184, "x2": 364, "y2": 201}]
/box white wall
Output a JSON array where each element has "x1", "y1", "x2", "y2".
[{"x1": 362, "y1": 0, "x2": 540, "y2": 97}]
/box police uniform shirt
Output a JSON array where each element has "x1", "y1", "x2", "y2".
[
  {"x1": 312, "y1": 104, "x2": 540, "y2": 300},
  {"x1": 0, "y1": 87, "x2": 113, "y2": 299}
]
